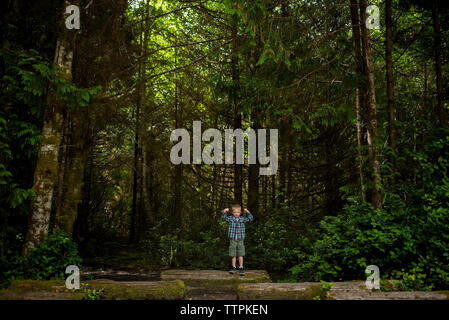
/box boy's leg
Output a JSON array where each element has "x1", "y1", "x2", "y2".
[
  {"x1": 236, "y1": 240, "x2": 245, "y2": 275},
  {"x1": 229, "y1": 240, "x2": 238, "y2": 274},
  {"x1": 229, "y1": 256, "x2": 237, "y2": 274},
  {"x1": 236, "y1": 240, "x2": 245, "y2": 264},
  {"x1": 238, "y1": 256, "x2": 243, "y2": 268},
  {"x1": 238, "y1": 256, "x2": 245, "y2": 276}
]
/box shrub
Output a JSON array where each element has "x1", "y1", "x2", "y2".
[
  {"x1": 289, "y1": 128, "x2": 449, "y2": 290},
  {"x1": 0, "y1": 231, "x2": 82, "y2": 286},
  {"x1": 23, "y1": 232, "x2": 83, "y2": 280}
]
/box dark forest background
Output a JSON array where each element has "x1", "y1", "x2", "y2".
[{"x1": 1, "y1": 0, "x2": 448, "y2": 290}]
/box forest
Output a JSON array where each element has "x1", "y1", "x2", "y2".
[{"x1": 1, "y1": 0, "x2": 448, "y2": 293}]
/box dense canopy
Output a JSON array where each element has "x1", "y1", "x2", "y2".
[{"x1": 1, "y1": 0, "x2": 448, "y2": 291}]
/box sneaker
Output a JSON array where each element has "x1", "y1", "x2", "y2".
[
  {"x1": 239, "y1": 266, "x2": 245, "y2": 276},
  {"x1": 229, "y1": 266, "x2": 237, "y2": 274}
]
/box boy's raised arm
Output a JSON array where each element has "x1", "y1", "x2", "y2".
[
  {"x1": 243, "y1": 208, "x2": 253, "y2": 222},
  {"x1": 221, "y1": 208, "x2": 232, "y2": 222}
]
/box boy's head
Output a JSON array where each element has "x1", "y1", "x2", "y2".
[{"x1": 231, "y1": 204, "x2": 242, "y2": 218}]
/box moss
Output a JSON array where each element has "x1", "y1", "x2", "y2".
[
  {"x1": 172, "y1": 277, "x2": 270, "y2": 295},
  {"x1": 150, "y1": 280, "x2": 186, "y2": 300},
  {"x1": 0, "y1": 280, "x2": 85, "y2": 300},
  {"x1": 237, "y1": 284, "x2": 333, "y2": 300},
  {"x1": 84, "y1": 280, "x2": 186, "y2": 300},
  {"x1": 160, "y1": 270, "x2": 270, "y2": 285},
  {"x1": 0, "y1": 279, "x2": 186, "y2": 300},
  {"x1": 435, "y1": 290, "x2": 449, "y2": 300},
  {"x1": 6, "y1": 280, "x2": 66, "y2": 292},
  {"x1": 161, "y1": 270, "x2": 271, "y2": 299}
]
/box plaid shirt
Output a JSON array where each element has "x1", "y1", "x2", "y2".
[{"x1": 221, "y1": 211, "x2": 253, "y2": 240}]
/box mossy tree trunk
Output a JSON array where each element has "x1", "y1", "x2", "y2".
[
  {"x1": 23, "y1": 1, "x2": 77, "y2": 256},
  {"x1": 355, "y1": 89, "x2": 366, "y2": 201},
  {"x1": 359, "y1": 0, "x2": 383, "y2": 210},
  {"x1": 431, "y1": 0, "x2": 446, "y2": 125},
  {"x1": 231, "y1": 11, "x2": 242, "y2": 208},
  {"x1": 385, "y1": 0, "x2": 397, "y2": 175},
  {"x1": 55, "y1": 106, "x2": 90, "y2": 237},
  {"x1": 131, "y1": 0, "x2": 150, "y2": 243},
  {"x1": 349, "y1": 0, "x2": 367, "y2": 202},
  {"x1": 247, "y1": 111, "x2": 259, "y2": 216}
]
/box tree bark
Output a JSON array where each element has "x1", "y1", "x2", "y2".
[
  {"x1": 349, "y1": 0, "x2": 367, "y2": 203},
  {"x1": 130, "y1": 11, "x2": 145, "y2": 244},
  {"x1": 248, "y1": 112, "x2": 259, "y2": 217},
  {"x1": 130, "y1": 72, "x2": 141, "y2": 244},
  {"x1": 172, "y1": 42, "x2": 183, "y2": 233},
  {"x1": 431, "y1": 0, "x2": 446, "y2": 125},
  {"x1": 355, "y1": 89, "x2": 366, "y2": 201},
  {"x1": 359, "y1": 0, "x2": 383, "y2": 210},
  {"x1": 137, "y1": 0, "x2": 151, "y2": 241},
  {"x1": 23, "y1": 1, "x2": 77, "y2": 256},
  {"x1": 55, "y1": 106, "x2": 90, "y2": 237},
  {"x1": 53, "y1": 114, "x2": 69, "y2": 229},
  {"x1": 385, "y1": 0, "x2": 397, "y2": 175},
  {"x1": 231, "y1": 12, "x2": 242, "y2": 207}
]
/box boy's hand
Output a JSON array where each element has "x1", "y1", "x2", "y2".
[
  {"x1": 223, "y1": 208, "x2": 229, "y2": 213},
  {"x1": 244, "y1": 208, "x2": 250, "y2": 214}
]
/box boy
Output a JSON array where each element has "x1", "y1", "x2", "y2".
[{"x1": 221, "y1": 204, "x2": 253, "y2": 276}]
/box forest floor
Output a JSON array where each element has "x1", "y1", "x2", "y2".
[
  {"x1": 81, "y1": 267, "x2": 449, "y2": 300},
  {"x1": 1, "y1": 267, "x2": 448, "y2": 300}
]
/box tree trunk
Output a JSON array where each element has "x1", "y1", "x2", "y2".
[
  {"x1": 130, "y1": 16, "x2": 144, "y2": 245},
  {"x1": 355, "y1": 89, "x2": 366, "y2": 201},
  {"x1": 142, "y1": 142, "x2": 152, "y2": 228},
  {"x1": 231, "y1": 12, "x2": 242, "y2": 207},
  {"x1": 385, "y1": 0, "x2": 397, "y2": 175},
  {"x1": 431, "y1": 0, "x2": 446, "y2": 125},
  {"x1": 359, "y1": 0, "x2": 383, "y2": 210},
  {"x1": 172, "y1": 43, "x2": 183, "y2": 232},
  {"x1": 55, "y1": 106, "x2": 90, "y2": 237},
  {"x1": 130, "y1": 0, "x2": 152, "y2": 243},
  {"x1": 278, "y1": 135, "x2": 286, "y2": 206},
  {"x1": 248, "y1": 112, "x2": 259, "y2": 217},
  {"x1": 53, "y1": 114, "x2": 69, "y2": 229},
  {"x1": 22, "y1": 2, "x2": 77, "y2": 256},
  {"x1": 350, "y1": 0, "x2": 367, "y2": 202},
  {"x1": 137, "y1": 0, "x2": 151, "y2": 241},
  {"x1": 286, "y1": 125, "x2": 293, "y2": 204}
]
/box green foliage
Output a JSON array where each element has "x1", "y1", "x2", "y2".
[
  {"x1": 24, "y1": 232, "x2": 83, "y2": 280},
  {"x1": 0, "y1": 232, "x2": 82, "y2": 286},
  {"x1": 312, "y1": 280, "x2": 335, "y2": 300},
  {"x1": 320, "y1": 280, "x2": 334, "y2": 292},
  {"x1": 142, "y1": 226, "x2": 226, "y2": 270},
  {"x1": 1, "y1": 49, "x2": 101, "y2": 111},
  {"x1": 288, "y1": 128, "x2": 449, "y2": 290},
  {"x1": 2, "y1": 0, "x2": 446, "y2": 292},
  {"x1": 0, "y1": 50, "x2": 43, "y2": 217},
  {"x1": 0, "y1": 47, "x2": 101, "y2": 272},
  {"x1": 249, "y1": 211, "x2": 300, "y2": 272},
  {"x1": 73, "y1": 283, "x2": 105, "y2": 300}
]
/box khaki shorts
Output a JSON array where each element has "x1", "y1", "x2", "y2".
[{"x1": 229, "y1": 239, "x2": 245, "y2": 257}]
